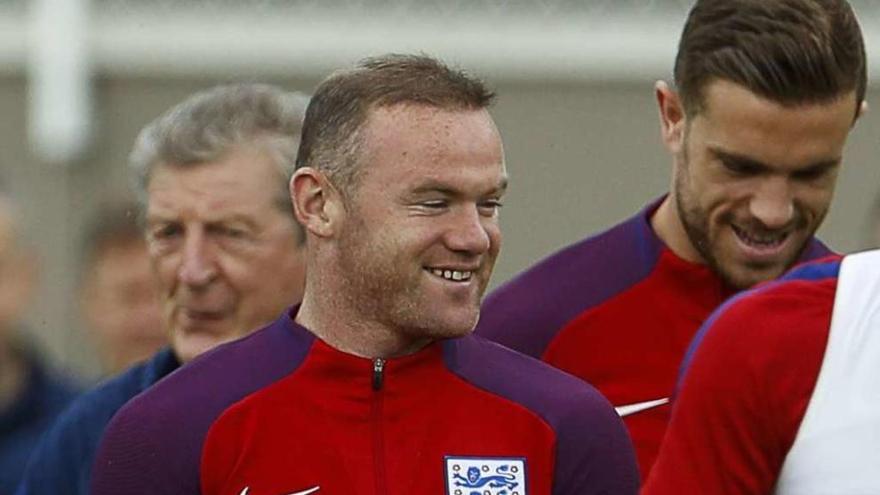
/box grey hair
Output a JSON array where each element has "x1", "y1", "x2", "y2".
[{"x1": 129, "y1": 83, "x2": 309, "y2": 218}]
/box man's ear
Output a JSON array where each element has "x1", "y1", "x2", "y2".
[
  {"x1": 857, "y1": 100, "x2": 869, "y2": 122},
  {"x1": 290, "y1": 167, "x2": 345, "y2": 238},
  {"x1": 656, "y1": 80, "x2": 687, "y2": 154}
]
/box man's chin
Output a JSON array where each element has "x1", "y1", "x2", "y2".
[
  {"x1": 434, "y1": 314, "x2": 480, "y2": 339},
  {"x1": 718, "y1": 261, "x2": 791, "y2": 291},
  {"x1": 171, "y1": 327, "x2": 237, "y2": 363},
  {"x1": 404, "y1": 308, "x2": 478, "y2": 340}
]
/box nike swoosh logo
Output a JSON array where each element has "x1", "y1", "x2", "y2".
[
  {"x1": 615, "y1": 397, "x2": 669, "y2": 417},
  {"x1": 288, "y1": 488, "x2": 320, "y2": 495},
  {"x1": 240, "y1": 487, "x2": 321, "y2": 495}
]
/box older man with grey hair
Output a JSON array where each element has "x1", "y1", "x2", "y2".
[{"x1": 16, "y1": 83, "x2": 308, "y2": 495}]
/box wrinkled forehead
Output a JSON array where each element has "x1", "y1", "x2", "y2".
[{"x1": 145, "y1": 156, "x2": 287, "y2": 221}]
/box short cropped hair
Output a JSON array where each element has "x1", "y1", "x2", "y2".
[
  {"x1": 129, "y1": 83, "x2": 309, "y2": 222},
  {"x1": 674, "y1": 0, "x2": 866, "y2": 118},
  {"x1": 295, "y1": 53, "x2": 495, "y2": 197}
]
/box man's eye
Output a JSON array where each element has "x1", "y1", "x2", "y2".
[
  {"x1": 721, "y1": 160, "x2": 758, "y2": 176},
  {"x1": 151, "y1": 225, "x2": 182, "y2": 240},
  {"x1": 420, "y1": 200, "x2": 448, "y2": 209},
  {"x1": 478, "y1": 200, "x2": 504, "y2": 215},
  {"x1": 210, "y1": 225, "x2": 247, "y2": 239},
  {"x1": 792, "y1": 168, "x2": 829, "y2": 181},
  {"x1": 224, "y1": 227, "x2": 246, "y2": 238}
]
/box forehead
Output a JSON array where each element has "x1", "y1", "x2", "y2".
[
  {"x1": 146, "y1": 147, "x2": 283, "y2": 220},
  {"x1": 694, "y1": 80, "x2": 856, "y2": 166},
  {"x1": 359, "y1": 104, "x2": 504, "y2": 181}
]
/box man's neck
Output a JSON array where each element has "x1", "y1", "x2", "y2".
[
  {"x1": 651, "y1": 194, "x2": 704, "y2": 263},
  {"x1": 295, "y1": 293, "x2": 431, "y2": 359}
]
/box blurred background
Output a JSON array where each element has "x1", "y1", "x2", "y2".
[{"x1": 3, "y1": 0, "x2": 880, "y2": 379}]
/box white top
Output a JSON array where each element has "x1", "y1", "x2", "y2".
[{"x1": 776, "y1": 250, "x2": 880, "y2": 494}]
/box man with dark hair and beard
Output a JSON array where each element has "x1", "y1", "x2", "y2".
[
  {"x1": 476, "y1": 0, "x2": 866, "y2": 480},
  {"x1": 90, "y1": 54, "x2": 639, "y2": 495}
]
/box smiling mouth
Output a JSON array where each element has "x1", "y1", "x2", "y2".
[
  {"x1": 731, "y1": 224, "x2": 789, "y2": 250},
  {"x1": 427, "y1": 268, "x2": 474, "y2": 282},
  {"x1": 181, "y1": 308, "x2": 227, "y2": 321}
]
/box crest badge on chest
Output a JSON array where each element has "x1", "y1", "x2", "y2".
[{"x1": 444, "y1": 456, "x2": 527, "y2": 495}]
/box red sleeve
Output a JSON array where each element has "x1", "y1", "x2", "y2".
[{"x1": 642, "y1": 278, "x2": 835, "y2": 495}]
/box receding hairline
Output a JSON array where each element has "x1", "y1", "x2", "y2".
[
  {"x1": 356, "y1": 102, "x2": 499, "y2": 154},
  {"x1": 362, "y1": 100, "x2": 497, "y2": 127}
]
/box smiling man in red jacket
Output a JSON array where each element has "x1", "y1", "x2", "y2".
[
  {"x1": 91, "y1": 54, "x2": 639, "y2": 495},
  {"x1": 476, "y1": 0, "x2": 866, "y2": 480}
]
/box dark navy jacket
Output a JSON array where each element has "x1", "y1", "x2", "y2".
[
  {"x1": 15, "y1": 348, "x2": 178, "y2": 495},
  {"x1": 0, "y1": 349, "x2": 79, "y2": 494}
]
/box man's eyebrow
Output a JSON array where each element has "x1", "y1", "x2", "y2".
[
  {"x1": 794, "y1": 158, "x2": 841, "y2": 175},
  {"x1": 144, "y1": 212, "x2": 258, "y2": 228},
  {"x1": 408, "y1": 176, "x2": 509, "y2": 197},
  {"x1": 709, "y1": 148, "x2": 772, "y2": 171},
  {"x1": 409, "y1": 182, "x2": 459, "y2": 197},
  {"x1": 709, "y1": 147, "x2": 840, "y2": 172},
  {"x1": 144, "y1": 212, "x2": 175, "y2": 225}
]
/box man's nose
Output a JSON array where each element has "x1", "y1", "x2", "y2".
[
  {"x1": 177, "y1": 231, "x2": 217, "y2": 288},
  {"x1": 749, "y1": 177, "x2": 795, "y2": 229},
  {"x1": 444, "y1": 206, "x2": 492, "y2": 255}
]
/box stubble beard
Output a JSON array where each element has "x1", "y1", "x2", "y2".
[
  {"x1": 674, "y1": 149, "x2": 813, "y2": 291},
  {"x1": 674, "y1": 173, "x2": 740, "y2": 288},
  {"x1": 336, "y1": 215, "x2": 418, "y2": 330},
  {"x1": 335, "y1": 214, "x2": 473, "y2": 346}
]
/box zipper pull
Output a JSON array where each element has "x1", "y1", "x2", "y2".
[{"x1": 372, "y1": 358, "x2": 385, "y2": 391}]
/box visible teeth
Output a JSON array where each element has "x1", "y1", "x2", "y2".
[
  {"x1": 429, "y1": 268, "x2": 472, "y2": 281},
  {"x1": 733, "y1": 226, "x2": 786, "y2": 246}
]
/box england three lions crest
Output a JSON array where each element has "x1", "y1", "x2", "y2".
[{"x1": 444, "y1": 456, "x2": 527, "y2": 495}]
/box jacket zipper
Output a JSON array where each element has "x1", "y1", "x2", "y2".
[{"x1": 372, "y1": 358, "x2": 387, "y2": 495}]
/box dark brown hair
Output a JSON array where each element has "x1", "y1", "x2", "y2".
[
  {"x1": 295, "y1": 53, "x2": 495, "y2": 196},
  {"x1": 675, "y1": 0, "x2": 865, "y2": 118}
]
